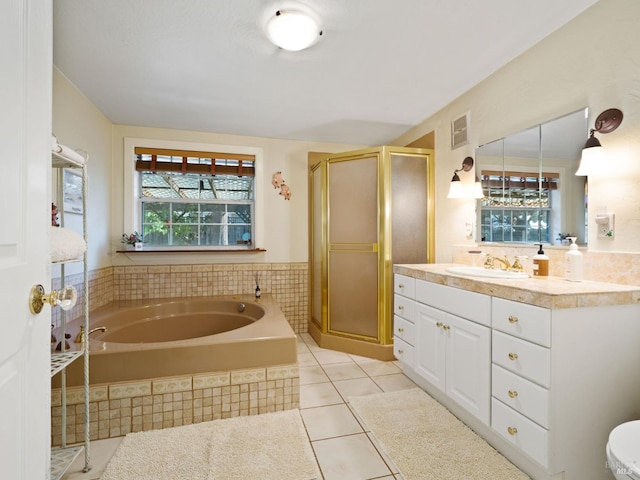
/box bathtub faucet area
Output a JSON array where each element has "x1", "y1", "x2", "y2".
[
  {"x1": 237, "y1": 303, "x2": 246, "y2": 312},
  {"x1": 74, "y1": 325, "x2": 107, "y2": 343}
]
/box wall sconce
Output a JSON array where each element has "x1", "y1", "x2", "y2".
[
  {"x1": 265, "y1": 10, "x2": 322, "y2": 51},
  {"x1": 448, "y1": 157, "x2": 483, "y2": 199},
  {"x1": 575, "y1": 108, "x2": 623, "y2": 176}
]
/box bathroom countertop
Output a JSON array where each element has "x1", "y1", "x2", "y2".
[{"x1": 394, "y1": 263, "x2": 640, "y2": 309}]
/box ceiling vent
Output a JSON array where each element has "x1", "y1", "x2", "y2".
[{"x1": 451, "y1": 112, "x2": 470, "y2": 149}]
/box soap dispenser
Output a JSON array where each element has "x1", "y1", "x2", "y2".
[
  {"x1": 565, "y1": 237, "x2": 583, "y2": 282},
  {"x1": 532, "y1": 244, "x2": 549, "y2": 277}
]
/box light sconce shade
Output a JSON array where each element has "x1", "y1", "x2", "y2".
[
  {"x1": 575, "y1": 108, "x2": 623, "y2": 176},
  {"x1": 266, "y1": 10, "x2": 322, "y2": 51},
  {"x1": 448, "y1": 156, "x2": 481, "y2": 199}
]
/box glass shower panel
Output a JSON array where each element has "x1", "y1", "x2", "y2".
[
  {"x1": 311, "y1": 165, "x2": 322, "y2": 328},
  {"x1": 391, "y1": 154, "x2": 428, "y2": 264},
  {"x1": 327, "y1": 155, "x2": 379, "y2": 340}
]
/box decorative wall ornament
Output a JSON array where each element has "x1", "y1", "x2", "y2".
[{"x1": 272, "y1": 171, "x2": 292, "y2": 200}]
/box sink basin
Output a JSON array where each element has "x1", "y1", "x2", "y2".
[{"x1": 445, "y1": 266, "x2": 529, "y2": 279}]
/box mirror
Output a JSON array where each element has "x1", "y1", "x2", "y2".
[{"x1": 476, "y1": 108, "x2": 588, "y2": 245}]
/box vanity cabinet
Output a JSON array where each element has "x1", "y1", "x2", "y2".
[
  {"x1": 394, "y1": 264, "x2": 640, "y2": 480},
  {"x1": 394, "y1": 274, "x2": 491, "y2": 424},
  {"x1": 393, "y1": 275, "x2": 416, "y2": 368}
]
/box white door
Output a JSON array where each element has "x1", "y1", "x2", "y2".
[
  {"x1": 446, "y1": 314, "x2": 491, "y2": 424},
  {"x1": 0, "y1": 0, "x2": 52, "y2": 478},
  {"x1": 414, "y1": 304, "x2": 446, "y2": 391}
]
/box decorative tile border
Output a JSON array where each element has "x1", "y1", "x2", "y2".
[{"x1": 51, "y1": 364, "x2": 299, "y2": 446}]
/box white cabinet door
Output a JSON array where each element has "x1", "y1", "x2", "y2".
[
  {"x1": 415, "y1": 304, "x2": 446, "y2": 392},
  {"x1": 445, "y1": 314, "x2": 491, "y2": 424}
]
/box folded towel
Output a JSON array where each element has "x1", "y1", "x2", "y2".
[{"x1": 51, "y1": 227, "x2": 86, "y2": 263}]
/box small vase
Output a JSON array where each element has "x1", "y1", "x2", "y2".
[{"x1": 134, "y1": 242, "x2": 143, "y2": 251}]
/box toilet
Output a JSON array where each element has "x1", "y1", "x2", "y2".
[{"x1": 607, "y1": 420, "x2": 640, "y2": 479}]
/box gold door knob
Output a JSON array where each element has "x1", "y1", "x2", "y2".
[
  {"x1": 508, "y1": 315, "x2": 519, "y2": 324},
  {"x1": 29, "y1": 284, "x2": 78, "y2": 314},
  {"x1": 508, "y1": 352, "x2": 519, "y2": 361},
  {"x1": 507, "y1": 426, "x2": 518, "y2": 436},
  {"x1": 443, "y1": 325, "x2": 450, "y2": 331},
  {"x1": 508, "y1": 390, "x2": 518, "y2": 398}
]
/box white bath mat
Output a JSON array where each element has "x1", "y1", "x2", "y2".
[
  {"x1": 349, "y1": 388, "x2": 530, "y2": 480},
  {"x1": 100, "y1": 409, "x2": 320, "y2": 480}
]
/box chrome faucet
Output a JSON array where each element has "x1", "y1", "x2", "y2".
[{"x1": 74, "y1": 325, "x2": 107, "y2": 343}]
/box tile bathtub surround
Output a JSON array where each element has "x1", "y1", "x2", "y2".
[
  {"x1": 52, "y1": 262, "x2": 309, "y2": 333},
  {"x1": 51, "y1": 364, "x2": 299, "y2": 447}
]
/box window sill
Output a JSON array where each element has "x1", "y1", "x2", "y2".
[{"x1": 116, "y1": 248, "x2": 266, "y2": 254}]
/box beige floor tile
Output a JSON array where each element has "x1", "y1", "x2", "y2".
[
  {"x1": 366, "y1": 432, "x2": 399, "y2": 474},
  {"x1": 300, "y1": 365, "x2": 330, "y2": 385},
  {"x1": 371, "y1": 374, "x2": 417, "y2": 392},
  {"x1": 298, "y1": 351, "x2": 319, "y2": 367},
  {"x1": 312, "y1": 433, "x2": 392, "y2": 480},
  {"x1": 357, "y1": 360, "x2": 401, "y2": 377},
  {"x1": 333, "y1": 377, "x2": 383, "y2": 401},
  {"x1": 299, "y1": 333, "x2": 318, "y2": 346},
  {"x1": 313, "y1": 349, "x2": 354, "y2": 365},
  {"x1": 62, "y1": 437, "x2": 123, "y2": 480},
  {"x1": 300, "y1": 404, "x2": 364, "y2": 441},
  {"x1": 299, "y1": 382, "x2": 344, "y2": 409},
  {"x1": 322, "y1": 362, "x2": 368, "y2": 382}
]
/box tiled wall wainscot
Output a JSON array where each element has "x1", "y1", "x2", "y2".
[{"x1": 51, "y1": 364, "x2": 299, "y2": 446}]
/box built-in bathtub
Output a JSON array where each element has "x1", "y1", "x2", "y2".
[{"x1": 51, "y1": 295, "x2": 299, "y2": 445}]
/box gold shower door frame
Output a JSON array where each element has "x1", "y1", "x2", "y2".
[{"x1": 309, "y1": 146, "x2": 434, "y2": 347}]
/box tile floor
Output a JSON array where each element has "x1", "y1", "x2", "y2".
[{"x1": 62, "y1": 333, "x2": 418, "y2": 479}]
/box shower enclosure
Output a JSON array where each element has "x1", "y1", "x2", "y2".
[{"x1": 308, "y1": 146, "x2": 434, "y2": 360}]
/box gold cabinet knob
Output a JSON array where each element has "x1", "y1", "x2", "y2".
[
  {"x1": 508, "y1": 352, "x2": 519, "y2": 361},
  {"x1": 508, "y1": 390, "x2": 518, "y2": 398},
  {"x1": 397, "y1": 327, "x2": 404, "y2": 333},
  {"x1": 398, "y1": 284, "x2": 405, "y2": 289},
  {"x1": 436, "y1": 322, "x2": 443, "y2": 328},
  {"x1": 508, "y1": 315, "x2": 519, "y2": 324},
  {"x1": 398, "y1": 305, "x2": 404, "y2": 311},
  {"x1": 398, "y1": 349, "x2": 404, "y2": 355},
  {"x1": 443, "y1": 325, "x2": 450, "y2": 331},
  {"x1": 508, "y1": 426, "x2": 518, "y2": 436}
]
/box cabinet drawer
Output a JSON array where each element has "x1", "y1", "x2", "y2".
[
  {"x1": 394, "y1": 337, "x2": 415, "y2": 368},
  {"x1": 492, "y1": 298, "x2": 551, "y2": 347},
  {"x1": 415, "y1": 279, "x2": 491, "y2": 327},
  {"x1": 492, "y1": 365, "x2": 549, "y2": 428},
  {"x1": 394, "y1": 315, "x2": 415, "y2": 345},
  {"x1": 394, "y1": 274, "x2": 415, "y2": 298},
  {"x1": 492, "y1": 331, "x2": 550, "y2": 388},
  {"x1": 394, "y1": 294, "x2": 415, "y2": 322},
  {"x1": 492, "y1": 398, "x2": 549, "y2": 468}
]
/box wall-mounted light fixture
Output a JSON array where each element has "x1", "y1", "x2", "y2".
[
  {"x1": 448, "y1": 157, "x2": 483, "y2": 199},
  {"x1": 575, "y1": 108, "x2": 623, "y2": 176},
  {"x1": 265, "y1": 10, "x2": 322, "y2": 51}
]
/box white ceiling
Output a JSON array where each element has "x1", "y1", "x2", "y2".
[{"x1": 53, "y1": 0, "x2": 598, "y2": 146}]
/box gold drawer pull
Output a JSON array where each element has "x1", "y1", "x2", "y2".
[
  {"x1": 507, "y1": 426, "x2": 518, "y2": 436},
  {"x1": 397, "y1": 327, "x2": 404, "y2": 333},
  {"x1": 443, "y1": 325, "x2": 450, "y2": 331},
  {"x1": 508, "y1": 352, "x2": 519, "y2": 361},
  {"x1": 508, "y1": 315, "x2": 519, "y2": 324},
  {"x1": 398, "y1": 349, "x2": 404, "y2": 355},
  {"x1": 436, "y1": 322, "x2": 443, "y2": 328},
  {"x1": 398, "y1": 284, "x2": 405, "y2": 289},
  {"x1": 508, "y1": 390, "x2": 518, "y2": 398},
  {"x1": 398, "y1": 305, "x2": 404, "y2": 311}
]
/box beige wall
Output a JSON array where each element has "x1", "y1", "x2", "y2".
[
  {"x1": 53, "y1": 68, "x2": 113, "y2": 271},
  {"x1": 393, "y1": 0, "x2": 640, "y2": 262}
]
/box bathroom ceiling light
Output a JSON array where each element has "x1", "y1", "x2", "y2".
[
  {"x1": 576, "y1": 108, "x2": 623, "y2": 176},
  {"x1": 265, "y1": 10, "x2": 322, "y2": 51},
  {"x1": 448, "y1": 156, "x2": 475, "y2": 199}
]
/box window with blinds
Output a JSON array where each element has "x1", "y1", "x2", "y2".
[{"x1": 135, "y1": 147, "x2": 255, "y2": 248}]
